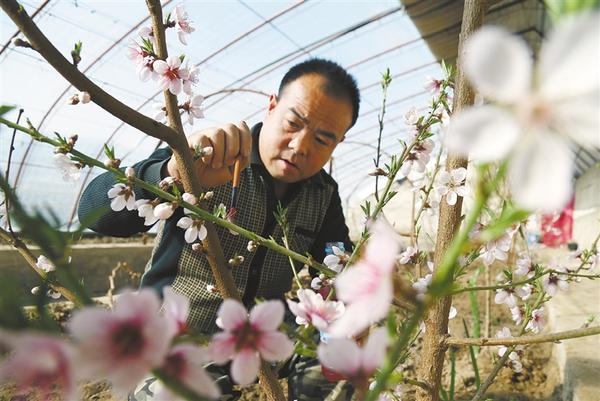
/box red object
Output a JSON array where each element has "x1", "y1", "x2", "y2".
[
  {"x1": 541, "y1": 196, "x2": 574, "y2": 247},
  {"x1": 321, "y1": 365, "x2": 346, "y2": 382}
]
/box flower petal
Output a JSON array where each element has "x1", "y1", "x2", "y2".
[
  {"x1": 462, "y1": 26, "x2": 531, "y2": 103},
  {"x1": 249, "y1": 300, "x2": 284, "y2": 331},
  {"x1": 445, "y1": 105, "x2": 521, "y2": 162},
  {"x1": 317, "y1": 338, "x2": 361, "y2": 377},
  {"x1": 216, "y1": 299, "x2": 247, "y2": 330},
  {"x1": 538, "y1": 12, "x2": 600, "y2": 102},
  {"x1": 177, "y1": 216, "x2": 193, "y2": 229},
  {"x1": 257, "y1": 331, "x2": 294, "y2": 362},
  {"x1": 360, "y1": 327, "x2": 388, "y2": 373},
  {"x1": 231, "y1": 349, "x2": 260, "y2": 386},
  {"x1": 152, "y1": 60, "x2": 167, "y2": 74},
  {"x1": 509, "y1": 131, "x2": 573, "y2": 212}
]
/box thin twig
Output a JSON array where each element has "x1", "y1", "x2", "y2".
[
  {"x1": 3, "y1": 108, "x2": 23, "y2": 234},
  {"x1": 446, "y1": 325, "x2": 600, "y2": 347}
]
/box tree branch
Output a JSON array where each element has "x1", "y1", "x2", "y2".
[
  {"x1": 445, "y1": 325, "x2": 600, "y2": 347},
  {"x1": 0, "y1": 0, "x2": 187, "y2": 150}
]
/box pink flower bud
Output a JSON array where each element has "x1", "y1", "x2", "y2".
[
  {"x1": 125, "y1": 166, "x2": 135, "y2": 179},
  {"x1": 78, "y1": 91, "x2": 91, "y2": 104},
  {"x1": 154, "y1": 202, "x2": 176, "y2": 220}
]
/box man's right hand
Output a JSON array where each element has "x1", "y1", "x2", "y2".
[{"x1": 165, "y1": 121, "x2": 252, "y2": 188}]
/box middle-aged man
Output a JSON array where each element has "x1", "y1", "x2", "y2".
[{"x1": 78, "y1": 58, "x2": 360, "y2": 400}]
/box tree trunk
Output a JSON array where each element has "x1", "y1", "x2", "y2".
[{"x1": 415, "y1": 1, "x2": 488, "y2": 400}]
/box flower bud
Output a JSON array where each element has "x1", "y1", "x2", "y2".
[
  {"x1": 182, "y1": 192, "x2": 197, "y2": 205},
  {"x1": 203, "y1": 191, "x2": 214, "y2": 200},
  {"x1": 31, "y1": 286, "x2": 41, "y2": 295},
  {"x1": 66, "y1": 94, "x2": 80, "y2": 105},
  {"x1": 192, "y1": 242, "x2": 205, "y2": 253},
  {"x1": 228, "y1": 255, "x2": 244, "y2": 267},
  {"x1": 78, "y1": 91, "x2": 91, "y2": 104},
  {"x1": 67, "y1": 134, "x2": 78, "y2": 146},
  {"x1": 206, "y1": 284, "x2": 218, "y2": 294},
  {"x1": 159, "y1": 176, "x2": 175, "y2": 190},
  {"x1": 154, "y1": 202, "x2": 176, "y2": 220},
  {"x1": 47, "y1": 290, "x2": 62, "y2": 300},
  {"x1": 125, "y1": 166, "x2": 135, "y2": 179},
  {"x1": 104, "y1": 158, "x2": 121, "y2": 169},
  {"x1": 247, "y1": 240, "x2": 258, "y2": 252},
  {"x1": 368, "y1": 167, "x2": 387, "y2": 177}
]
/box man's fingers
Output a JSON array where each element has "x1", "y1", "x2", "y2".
[
  {"x1": 223, "y1": 123, "x2": 240, "y2": 167},
  {"x1": 199, "y1": 135, "x2": 214, "y2": 166},
  {"x1": 209, "y1": 128, "x2": 226, "y2": 169},
  {"x1": 239, "y1": 120, "x2": 252, "y2": 159}
]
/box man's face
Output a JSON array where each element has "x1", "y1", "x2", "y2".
[{"x1": 259, "y1": 74, "x2": 353, "y2": 183}]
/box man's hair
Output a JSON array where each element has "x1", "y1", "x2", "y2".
[{"x1": 278, "y1": 58, "x2": 360, "y2": 129}]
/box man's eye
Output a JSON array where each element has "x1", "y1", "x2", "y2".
[
  {"x1": 315, "y1": 136, "x2": 328, "y2": 146},
  {"x1": 286, "y1": 120, "x2": 300, "y2": 129}
]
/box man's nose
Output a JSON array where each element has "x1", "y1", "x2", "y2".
[{"x1": 288, "y1": 129, "x2": 311, "y2": 157}]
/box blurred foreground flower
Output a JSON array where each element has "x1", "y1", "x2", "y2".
[
  {"x1": 445, "y1": 12, "x2": 599, "y2": 212},
  {"x1": 209, "y1": 299, "x2": 293, "y2": 386},
  {"x1": 68, "y1": 289, "x2": 176, "y2": 396},
  {"x1": 328, "y1": 219, "x2": 400, "y2": 337}
]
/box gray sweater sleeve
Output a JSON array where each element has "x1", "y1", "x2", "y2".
[{"x1": 77, "y1": 147, "x2": 172, "y2": 237}]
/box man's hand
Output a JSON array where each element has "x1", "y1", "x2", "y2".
[{"x1": 166, "y1": 121, "x2": 252, "y2": 188}]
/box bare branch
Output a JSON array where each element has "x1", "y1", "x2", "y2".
[{"x1": 446, "y1": 325, "x2": 600, "y2": 347}]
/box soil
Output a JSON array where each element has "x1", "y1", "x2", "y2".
[{"x1": 0, "y1": 264, "x2": 562, "y2": 401}]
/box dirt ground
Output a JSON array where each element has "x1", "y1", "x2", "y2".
[{"x1": 1, "y1": 264, "x2": 561, "y2": 401}]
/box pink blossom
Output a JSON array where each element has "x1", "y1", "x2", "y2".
[
  {"x1": 153, "y1": 344, "x2": 220, "y2": 401},
  {"x1": 182, "y1": 192, "x2": 197, "y2": 205},
  {"x1": 494, "y1": 286, "x2": 518, "y2": 307},
  {"x1": 525, "y1": 307, "x2": 545, "y2": 333},
  {"x1": 404, "y1": 107, "x2": 419, "y2": 126},
  {"x1": 328, "y1": 219, "x2": 400, "y2": 338},
  {"x1": 514, "y1": 255, "x2": 535, "y2": 277},
  {"x1": 515, "y1": 283, "x2": 533, "y2": 300},
  {"x1": 286, "y1": 289, "x2": 345, "y2": 332},
  {"x1": 209, "y1": 299, "x2": 294, "y2": 386},
  {"x1": 173, "y1": 5, "x2": 195, "y2": 45},
  {"x1": 182, "y1": 65, "x2": 199, "y2": 95},
  {"x1": 510, "y1": 306, "x2": 525, "y2": 324},
  {"x1": 153, "y1": 56, "x2": 190, "y2": 95},
  {"x1": 399, "y1": 246, "x2": 417, "y2": 265},
  {"x1": 541, "y1": 272, "x2": 568, "y2": 296},
  {"x1": 0, "y1": 332, "x2": 77, "y2": 401},
  {"x1": 68, "y1": 289, "x2": 176, "y2": 396},
  {"x1": 424, "y1": 76, "x2": 442, "y2": 95},
  {"x1": 137, "y1": 26, "x2": 156, "y2": 47},
  {"x1": 317, "y1": 326, "x2": 388, "y2": 385},
  {"x1": 182, "y1": 95, "x2": 205, "y2": 125},
  {"x1": 162, "y1": 286, "x2": 189, "y2": 334},
  {"x1": 481, "y1": 232, "x2": 512, "y2": 264}
]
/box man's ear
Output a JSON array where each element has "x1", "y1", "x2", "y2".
[{"x1": 266, "y1": 94, "x2": 278, "y2": 115}]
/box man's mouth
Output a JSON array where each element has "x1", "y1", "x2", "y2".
[{"x1": 280, "y1": 158, "x2": 299, "y2": 170}]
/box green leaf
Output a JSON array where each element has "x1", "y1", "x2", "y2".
[
  {"x1": 0, "y1": 105, "x2": 16, "y2": 117},
  {"x1": 478, "y1": 205, "x2": 530, "y2": 243}
]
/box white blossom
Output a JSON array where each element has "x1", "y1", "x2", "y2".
[
  {"x1": 173, "y1": 5, "x2": 195, "y2": 45},
  {"x1": 525, "y1": 307, "x2": 545, "y2": 333},
  {"x1": 514, "y1": 255, "x2": 535, "y2": 278},
  {"x1": 36, "y1": 255, "x2": 56, "y2": 273},
  {"x1": 515, "y1": 283, "x2": 533, "y2": 300},
  {"x1": 424, "y1": 76, "x2": 442, "y2": 95},
  {"x1": 135, "y1": 199, "x2": 158, "y2": 226},
  {"x1": 399, "y1": 246, "x2": 417, "y2": 265},
  {"x1": 53, "y1": 153, "x2": 81, "y2": 182},
  {"x1": 183, "y1": 95, "x2": 205, "y2": 125},
  {"x1": 445, "y1": 13, "x2": 600, "y2": 211},
  {"x1": 436, "y1": 167, "x2": 467, "y2": 206},
  {"x1": 481, "y1": 232, "x2": 512, "y2": 265},
  {"x1": 107, "y1": 183, "x2": 136, "y2": 211},
  {"x1": 323, "y1": 246, "x2": 347, "y2": 273},
  {"x1": 154, "y1": 202, "x2": 176, "y2": 220},
  {"x1": 182, "y1": 192, "x2": 197, "y2": 205},
  {"x1": 177, "y1": 213, "x2": 208, "y2": 243}
]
